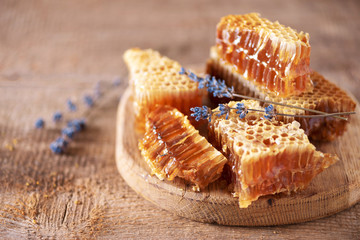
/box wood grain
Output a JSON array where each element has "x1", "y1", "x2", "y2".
[
  {"x1": 1, "y1": 0, "x2": 360, "y2": 238},
  {"x1": 116, "y1": 87, "x2": 360, "y2": 226}
]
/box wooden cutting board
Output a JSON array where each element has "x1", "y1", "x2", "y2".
[{"x1": 115, "y1": 87, "x2": 360, "y2": 226}]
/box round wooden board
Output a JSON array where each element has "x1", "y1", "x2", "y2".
[{"x1": 116, "y1": 87, "x2": 360, "y2": 226}]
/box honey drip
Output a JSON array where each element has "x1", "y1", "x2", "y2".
[
  {"x1": 208, "y1": 100, "x2": 338, "y2": 208},
  {"x1": 206, "y1": 52, "x2": 357, "y2": 141},
  {"x1": 124, "y1": 48, "x2": 204, "y2": 131},
  {"x1": 216, "y1": 13, "x2": 312, "y2": 97},
  {"x1": 139, "y1": 105, "x2": 227, "y2": 190}
]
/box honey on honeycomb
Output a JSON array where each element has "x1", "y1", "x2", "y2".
[
  {"x1": 207, "y1": 48, "x2": 356, "y2": 141},
  {"x1": 139, "y1": 105, "x2": 228, "y2": 190},
  {"x1": 208, "y1": 100, "x2": 338, "y2": 208},
  {"x1": 216, "y1": 13, "x2": 313, "y2": 97},
  {"x1": 124, "y1": 48, "x2": 204, "y2": 131}
]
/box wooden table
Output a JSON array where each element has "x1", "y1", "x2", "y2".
[{"x1": 1, "y1": 0, "x2": 359, "y2": 239}]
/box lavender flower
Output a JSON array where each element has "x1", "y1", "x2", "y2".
[
  {"x1": 50, "y1": 141, "x2": 64, "y2": 154},
  {"x1": 62, "y1": 127, "x2": 75, "y2": 139},
  {"x1": 188, "y1": 71, "x2": 198, "y2": 82},
  {"x1": 198, "y1": 75, "x2": 210, "y2": 89},
  {"x1": 55, "y1": 137, "x2": 68, "y2": 148},
  {"x1": 67, "y1": 119, "x2": 86, "y2": 132},
  {"x1": 67, "y1": 99, "x2": 77, "y2": 112},
  {"x1": 208, "y1": 78, "x2": 234, "y2": 98},
  {"x1": 83, "y1": 95, "x2": 94, "y2": 107},
  {"x1": 235, "y1": 103, "x2": 248, "y2": 119},
  {"x1": 179, "y1": 67, "x2": 186, "y2": 75},
  {"x1": 50, "y1": 137, "x2": 68, "y2": 154},
  {"x1": 179, "y1": 68, "x2": 234, "y2": 98},
  {"x1": 50, "y1": 119, "x2": 85, "y2": 153},
  {"x1": 217, "y1": 104, "x2": 231, "y2": 120},
  {"x1": 35, "y1": 118, "x2": 45, "y2": 128},
  {"x1": 53, "y1": 111, "x2": 63, "y2": 122},
  {"x1": 264, "y1": 105, "x2": 275, "y2": 120},
  {"x1": 190, "y1": 106, "x2": 213, "y2": 122}
]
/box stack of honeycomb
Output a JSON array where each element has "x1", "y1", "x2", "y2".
[
  {"x1": 124, "y1": 48, "x2": 204, "y2": 131},
  {"x1": 216, "y1": 13, "x2": 313, "y2": 97},
  {"x1": 124, "y1": 13, "x2": 355, "y2": 208},
  {"x1": 139, "y1": 105, "x2": 227, "y2": 190},
  {"x1": 207, "y1": 47, "x2": 356, "y2": 141},
  {"x1": 208, "y1": 100, "x2": 338, "y2": 208}
]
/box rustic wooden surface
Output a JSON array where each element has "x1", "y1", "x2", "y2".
[
  {"x1": 0, "y1": 0, "x2": 359, "y2": 239},
  {"x1": 116, "y1": 87, "x2": 360, "y2": 226}
]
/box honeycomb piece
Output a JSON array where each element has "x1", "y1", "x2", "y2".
[
  {"x1": 216, "y1": 13, "x2": 312, "y2": 97},
  {"x1": 208, "y1": 100, "x2": 338, "y2": 208},
  {"x1": 139, "y1": 105, "x2": 228, "y2": 190},
  {"x1": 124, "y1": 48, "x2": 204, "y2": 131},
  {"x1": 207, "y1": 48, "x2": 356, "y2": 141}
]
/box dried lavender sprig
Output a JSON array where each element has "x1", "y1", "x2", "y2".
[
  {"x1": 37, "y1": 76, "x2": 122, "y2": 154},
  {"x1": 191, "y1": 103, "x2": 249, "y2": 121},
  {"x1": 191, "y1": 103, "x2": 354, "y2": 122},
  {"x1": 180, "y1": 67, "x2": 354, "y2": 121}
]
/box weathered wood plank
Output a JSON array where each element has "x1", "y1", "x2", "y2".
[{"x1": 0, "y1": 0, "x2": 359, "y2": 238}]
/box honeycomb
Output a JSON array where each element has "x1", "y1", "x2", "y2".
[
  {"x1": 216, "y1": 13, "x2": 313, "y2": 97},
  {"x1": 124, "y1": 48, "x2": 204, "y2": 131},
  {"x1": 207, "y1": 48, "x2": 356, "y2": 141},
  {"x1": 208, "y1": 100, "x2": 338, "y2": 208},
  {"x1": 139, "y1": 105, "x2": 228, "y2": 190}
]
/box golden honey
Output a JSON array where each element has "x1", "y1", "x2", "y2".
[
  {"x1": 216, "y1": 13, "x2": 313, "y2": 97},
  {"x1": 208, "y1": 100, "x2": 338, "y2": 208},
  {"x1": 139, "y1": 105, "x2": 227, "y2": 190}
]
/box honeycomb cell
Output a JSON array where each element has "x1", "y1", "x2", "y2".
[
  {"x1": 263, "y1": 139, "x2": 272, "y2": 146},
  {"x1": 246, "y1": 135, "x2": 255, "y2": 140},
  {"x1": 246, "y1": 129, "x2": 255, "y2": 135},
  {"x1": 208, "y1": 100, "x2": 338, "y2": 208},
  {"x1": 272, "y1": 135, "x2": 279, "y2": 140},
  {"x1": 216, "y1": 13, "x2": 313, "y2": 97},
  {"x1": 264, "y1": 126, "x2": 272, "y2": 131},
  {"x1": 139, "y1": 105, "x2": 228, "y2": 190}
]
